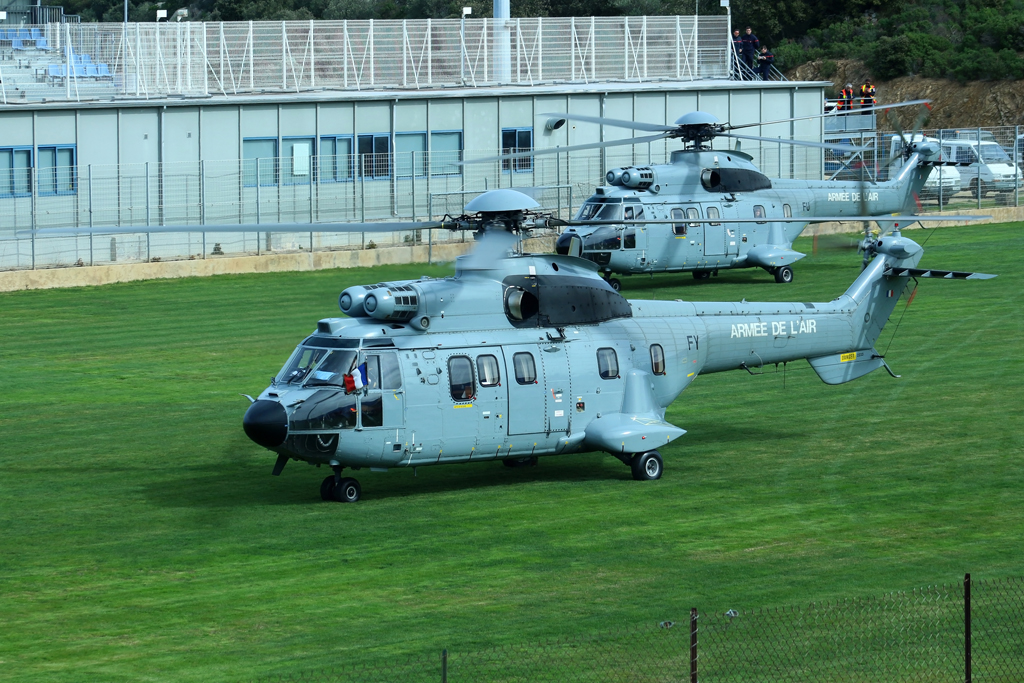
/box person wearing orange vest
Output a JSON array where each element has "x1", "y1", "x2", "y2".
[
  {"x1": 838, "y1": 83, "x2": 855, "y2": 111},
  {"x1": 859, "y1": 78, "x2": 877, "y2": 108}
]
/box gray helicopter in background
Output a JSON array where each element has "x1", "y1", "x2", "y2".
[{"x1": 479, "y1": 102, "x2": 975, "y2": 289}]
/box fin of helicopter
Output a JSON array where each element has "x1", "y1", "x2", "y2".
[{"x1": 582, "y1": 369, "x2": 686, "y2": 454}]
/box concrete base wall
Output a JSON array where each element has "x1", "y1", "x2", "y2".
[
  {"x1": 0, "y1": 237, "x2": 557, "y2": 292},
  {"x1": 1, "y1": 207, "x2": 1018, "y2": 292}
]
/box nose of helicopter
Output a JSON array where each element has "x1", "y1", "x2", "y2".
[{"x1": 243, "y1": 400, "x2": 288, "y2": 449}]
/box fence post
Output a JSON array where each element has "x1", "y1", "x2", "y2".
[
  {"x1": 88, "y1": 164, "x2": 94, "y2": 266},
  {"x1": 30, "y1": 161, "x2": 36, "y2": 270},
  {"x1": 690, "y1": 607, "x2": 698, "y2": 683},
  {"x1": 977, "y1": 126, "x2": 982, "y2": 210},
  {"x1": 965, "y1": 573, "x2": 972, "y2": 683},
  {"x1": 441, "y1": 648, "x2": 448, "y2": 683},
  {"x1": 256, "y1": 158, "x2": 262, "y2": 256},
  {"x1": 200, "y1": 160, "x2": 206, "y2": 258},
  {"x1": 145, "y1": 161, "x2": 151, "y2": 261},
  {"x1": 1016, "y1": 125, "x2": 1020, "y2": 208}
]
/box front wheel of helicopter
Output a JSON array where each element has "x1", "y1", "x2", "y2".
[
  {"x1": 774, "y1": 266, "x2": 794, "y2": 284},
  {"x1": 608, "y1": 278, "x2": 622, "y2": 292},
  {"x1": 332, "y1": 477, "x2": 362, "y2": 503}
]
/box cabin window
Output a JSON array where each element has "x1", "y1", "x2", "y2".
[
  {"x1": 380, "y1": 353, "x2": 402, "y2": 390},
  {"x1": 707, "y1": 206, "x2": 721, "y2": 226},
  {"x1": 363, "y1": 356, "x2": 382, "y2": 390},
  {"x1": 754, "y1": 205, "x2": 767, "y2": 224},
  {"x1": 671, "y1": 208, "x2": 686, "y2": 236},
  {"x1": 783, "y1": 204, "x2": 792, "y2": 218},
  {"x1": 624, "y1": 229, "x2": 636, "y2": 249},
  {"x1": 686, "y1": 207, "x2": 700, "y2": 228},
  {"x1": 650, "y1": 344, "x2": 666, "y2": 376},
  {"x1": 477, "y1": 355, "x2": 501, "y2": 387},
  {"x1": 597, "y1": 348, "x2": 619, "y2": 379},
  {"x1": 623, "y1": 204, "x2": 645, "y2": 221},
  {"x1": 448, "y1": 356, "x2": 476, "y2": 401},
  {"x1": 360, "y1": 394, "x2": 383, "y2": 428},
  {"x1": 513, "y1": 352, "x2": 537, "y2": 384}
]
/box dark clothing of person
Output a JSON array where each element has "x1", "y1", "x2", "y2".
[
  {"x1": 757, "y1": 49, "x2": 774, "y2": 80},
  {"x1": 741, "y1": 32, "x2": 760, "y2": 70},
  {"x1": 859, "y1": 83, "x2": 877, "y2": 108},
  {"x1": 838, "y1": 88, "x2": 855, "y2": 111}
]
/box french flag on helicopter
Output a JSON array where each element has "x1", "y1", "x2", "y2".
[
  {"x1": 887, "y1": 289, "x2": 894, "y2": 298},
  {"x1": 344, "y1": 362, "x2": 368, "y2": 394}
]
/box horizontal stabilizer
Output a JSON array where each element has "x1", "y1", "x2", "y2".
[
  {"x1": 744, "y1": 245, "x2": 806, "y2": 269},
  {"x1": 582, "y1": 412, "x2": 686, "y2": 454},
  {"x1": 883, "y1": 266, "x2": 997, "y2": 280},
  {"x1": 808, "y1": 349, "x2": 884, "y2": 385}
]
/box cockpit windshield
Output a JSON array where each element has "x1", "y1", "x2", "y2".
[
  {"x1": 305, "y1": 350, "x2": 358, "y2": 388},
  {"x1": 276, "y1": 346, "x2": 330, "y2": 385},
  {"x1": 575, "y1": 200, "x2": 623, "y2": 222},
  {"x1": 583, "y1": 225, "x2": 622, "y2": 251}
]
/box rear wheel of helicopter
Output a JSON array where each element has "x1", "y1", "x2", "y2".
[
  {"x1": 692, "y1": 271, "x2": 711, "y2": 280},
  {"x1": 320, "y1": 475, "x2": 337, "y2": 501},
  {"x1": 608, "y1": 278, "x2": 621, "y2": 292},
  {"x1": 503, "y1": 456, "x2": 538, "y2": 468},
  {"x1": 332, "y1": 477, "x2": 361, "y2": 503},
  {"x1": 774, "y1": 266, "x2": 794, "y2": 284},
  {"x1": 630, "y1": 451, "x2": 663, "y2": 481}
]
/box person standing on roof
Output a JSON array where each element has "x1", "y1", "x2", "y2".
[
  {"x1": 757, "y1": 45, "x2": 774, "y2": 80},
  {"x1": 732, "y1": 29, "x2": 744, "y2": 77},
  {"x1": 838, "y1": 83, "x2": 855, "y2": 111},
  {"x1": 741, "y1": 27, "x2": 760, "y2": 72},
  {"x1": 859, "y1": 78, "x2": 877, "y2": 108}
]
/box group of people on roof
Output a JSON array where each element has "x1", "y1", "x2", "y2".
[
  {"x1": 836, "y1": 80, "x2": 877, "y2": 111},
  {"x1": 731, "y1": 27, "x2": 774, "y2": 80}
]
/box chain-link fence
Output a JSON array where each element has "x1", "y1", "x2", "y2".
[
  {"x1": 0, "y1": 16, "x2": 730, "y2": 104},
  {"x1": 248, "y1": 575, "x2": 1024, "y2": 683}
]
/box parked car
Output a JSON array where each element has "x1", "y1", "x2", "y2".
[{"x1": 939, "y1": 138, "x2": 1022, "y2": 203}]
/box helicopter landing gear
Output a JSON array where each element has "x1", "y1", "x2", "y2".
[
  {"x1": 608, "y1": 278, "x2": 622, "y2": 292},
  {"x1": 630, "y1": 451, "x2": 663, "y2": 481},
  {"x1": 503, "y1": 456, "x2": 538, "y2": 468},
  {"x1": 692, "y1": 271, "x2": 711, "y2": 280},
  {"x1": 320, "y1": 475, "x2": 337, "y2": 501},
  {"x1": 321, "y1": 466, "x2": 362, "y2": 502},
  {"x1": 773, "y1": 266, "x2": 793, "y2": 284}
]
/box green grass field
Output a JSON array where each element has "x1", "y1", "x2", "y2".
[{"x1": 1, "y1": 224, "x2": 1021, "y2": 682}]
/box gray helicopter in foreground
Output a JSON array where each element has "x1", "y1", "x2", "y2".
[{"x1": 482, "y1": 103, "x2": 970, "y2": 289}]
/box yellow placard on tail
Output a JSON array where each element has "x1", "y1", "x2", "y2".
[{"x1": 840, "y1": 352, "x2": 857, "y2": 363}]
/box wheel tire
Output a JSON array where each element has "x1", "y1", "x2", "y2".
[
  {"x1": 503, "y1": 456, "x2": 538, "y2": 468},
  {"x1": 609, "y1": 278, "x2": 621, "y2": 292},
  {"x1": 630, "y1": 451, "x2": 663, "y2": 481},
  {"x1": 774, "y1": 265, "x2": 794, "y2": 284},
  {"x1": 332, "y1": 477, "x2": 361, "y2": 503},
  {"x1": 692, "y1": 271, "x2": 711, "y2": 280},
  {"x1": 320, "y1": 475, "x2": 337, "y2": 501}
]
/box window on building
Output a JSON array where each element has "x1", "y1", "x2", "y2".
[
  {"x1": 430, "y1": 131, "x2": 463, "y2": 176},
  {"x1": 357, "y1": 134, "x2": 391, "y2": 178},
  {"x1": 243, "y1": 138, "x2": 278, "y2": 187},
  {"x1": 501, "y1": 127, "x2": 533, "y2": 172},
  {"x1": 395, "y1": 133, "x2": 426, "y2": 178},
  {"x1": 281, "y1": 137, "x2": 314, "y2": 185},
  {"x1": 671, "y1": 207, "x2": 686, "y2": 236},
  {"x1": 513, "y1": 352, "x2": 536, "y2": 384},
  {"x1": 0, "y1": 147, "x2": 32, "y2": 197},
  {"x1": 597, "y1": 348, "x2": 619, "y2": 379},
  {"x1": 37, "y1": 146, "x2": 76, "y2": 196},
  {"x1": 448, "y1": 356, "x2": 476, "y2": 401},
  {"x1": 477, "y1": 355, "x2": 500, "y2": 387},
  {"x1": 319, "y1": 136, "x2": 353, "y2": 182},
  {"x1": 650, "y1": 344, "x2": 666, "y2": 376}
]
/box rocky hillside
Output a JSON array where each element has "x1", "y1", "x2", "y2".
[{"x1": 788, "y1": 60, "x2": 1024, "y2": 129}]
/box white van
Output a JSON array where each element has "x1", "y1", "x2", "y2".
[
  {"x1": 888, "y1": 135, "x2": 961, "y2": 206},
  {"x1": 940, "y1": 138, "x2": 1021, "y2": 201}
]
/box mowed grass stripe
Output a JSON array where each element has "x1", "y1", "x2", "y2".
[{"x1": 0, "y1": 225, "x2": 1020, "y2": 682}]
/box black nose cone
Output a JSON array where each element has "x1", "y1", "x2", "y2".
[
  {"x1": 243, "y1": 400, "x2": 288, "y2": 449},
  {"x1": 555, "y1": 232, "x2": 573, "y2": 255}
]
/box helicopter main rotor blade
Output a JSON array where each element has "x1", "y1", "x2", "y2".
[
  {"x1": 461, "y1": 133, "x2": 669, "y2": 165},
  {"x1": 565, "y1": 215, "x2": 989, "y2": 226},
  {"x1": 720, "y1": 133, "x2": 866, "y2": 154},
  {"x1": 539, "y1": 112, "x2": 678, "y2": 133},
  {"x1": 18, "y1": 220, "x2": 448, "y2": 238},
  {"x1": 726, "y1": 100, "x2": 932, "y2": 131}
]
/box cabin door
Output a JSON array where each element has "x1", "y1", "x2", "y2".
[{"x1": 504, "y1": 345, "x2": 546, "y2": 435}]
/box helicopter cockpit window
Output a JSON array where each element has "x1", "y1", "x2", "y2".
[
  {"x1": 477, "y1": 355, "x2": 501, "y2": 387},
  {"x1": 754, "y1": 205, "x2": 767, "y2": 224},
  {"x1": 576, "y1": 200, "x2": 623, "y2": 222},
  {"x1": 304, "y1": 350, "x2": 358, "y2": 388},
  {"x1": 597, "y1": 348, "x2": 619, "y2": 379},
  {"x1": 707, "y1": 206, "x2": 721, "y2": 225},
  {"x1": 513, "y1": 353, "x2": 537, "y2": 384},
  {"x1": 448, "y1": 356, "x2": 476, "y2": 401},
  {"x1": 278, "y1": 347, "x2": 330, "y2": 385},
  {"x1": 289, "y1": 390, "x2": 358, "y2": 431},
  {"x1": 360, "y1": 395, "x2": 383, "y2": 428},
  {"x1": 583, "y1": 226, "x2": 622, "y2": 251},
  {"x1": 623, "y1": 204, "x2": 645, "y2": 221},
  {"x1": 650, "y1": 344, "x2": 666, "y2": 376},
  {"x1": 671, "y1": 208, "x2": 686, "y2": 236},
  {"x1": 686, "y1": 207, "x2": 700, "y2": 228},
  {"x1": 379, "y1": 353, "x2": 402, "y2": 390},
  {"x1": 624, "y1": 229, "x2": 636, "y2": 249}
]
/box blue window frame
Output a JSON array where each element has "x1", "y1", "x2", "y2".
[
  {"x1": 37, "y1": 145, "x2": 77, "y2": 196},
  {"x1": 243, "y1": 138, "x2": 278, "y2": 187},
  {"x1": 319, "y1": 135, "x2": 353, "y2": 182},
  {"x1": 357, "y1": 134, "x2": 390, "y2": 179},
  {"x1": 430, "y1": 131, "x2": 463, "y2": 176},
  {"x1": 0, "y1": 147, "x2": 33, "y2": 197},
  {"x1": 501, "y1": 127, "x2": 533, "y2": 172}
]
